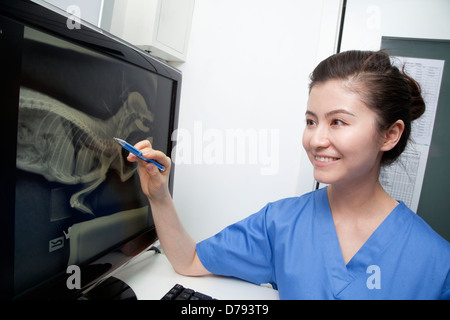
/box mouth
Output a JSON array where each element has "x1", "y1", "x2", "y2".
[
  {"x1": 313, "y1": 155, "x2": 340, "y2": 166},
  {"x1": 315, "y1": 156, "x2": 340, "y2": 162}
]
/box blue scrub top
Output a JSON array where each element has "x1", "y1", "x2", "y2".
[{"x1": 196, "y1": 187, "x2": 450, "y2": 299}]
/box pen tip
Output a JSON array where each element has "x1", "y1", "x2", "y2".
[{"x1": 113, "y1": 137, "x2": 125, "y2": 145}]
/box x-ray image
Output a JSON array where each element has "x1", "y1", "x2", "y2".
[
  {"x1": 14, "y1": 27, "x2": 172, "y2": 218},
  {"x1": 17, "y1": 87, "x2": 153, "y2": 214}
]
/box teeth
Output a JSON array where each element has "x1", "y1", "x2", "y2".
[{"x1": 315, "y1": 156, "x2": 338, "y2": 162}]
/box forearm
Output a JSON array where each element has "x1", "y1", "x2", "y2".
[
  {"x1": 149, "y1": 195, "x2": 209, "y2": 276},
  {"x1": 126, "y1": 140, "x2": 208, "y2": 276}
]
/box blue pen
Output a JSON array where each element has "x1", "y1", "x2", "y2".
[{"x1": 114, "y1": 137, "x2": 165, "y2": 171}]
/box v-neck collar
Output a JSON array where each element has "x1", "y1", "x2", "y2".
[{"x1": 314, "y1": 187, "x2": 410, "y2": 297}]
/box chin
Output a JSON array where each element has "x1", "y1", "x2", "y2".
[
  {"x1": 314, "y1": 176, "x2": 332, "y2": 185},
  {"x1": 313, "y1": 172, "x2": 340, "y2": 186}
]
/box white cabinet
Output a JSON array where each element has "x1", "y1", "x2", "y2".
[{"x1": 108, "y1": 0, "x2": 195, "y2": 62}]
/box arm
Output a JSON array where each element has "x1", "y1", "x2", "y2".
[{"x1": 127, "y1": 140, "x2": 210, "y2": 276}]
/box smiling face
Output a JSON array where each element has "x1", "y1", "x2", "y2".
[{"x1": 302, "y1": 79, "x2": 386, "y2": 187}]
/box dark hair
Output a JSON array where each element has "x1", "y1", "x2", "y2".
[{"x1": 309, "y1": 50, "x2": 425, "y2": 166}]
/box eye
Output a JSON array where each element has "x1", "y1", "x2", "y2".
[
  {"x1": 306, "y1": 118, "x2": 316, "y2": 126},
  {"x1": 331, "y1": 119, "x2": 346, "y2": 126}
]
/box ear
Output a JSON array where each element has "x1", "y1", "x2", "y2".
[{"x1": 380, "y1": 120, "x2": 405, "y2": 152}]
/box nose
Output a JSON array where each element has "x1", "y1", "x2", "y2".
[{"x1": 309, "y1": 125, "x2": 330, "y2": 149}]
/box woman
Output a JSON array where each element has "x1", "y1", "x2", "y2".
[{"x1": 128, "y1": 50, "x2": 450, "y2": 300}]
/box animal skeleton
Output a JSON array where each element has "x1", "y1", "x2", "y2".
[{"x1": 17, "y1": 87, "x2": 154, "y2": 215}]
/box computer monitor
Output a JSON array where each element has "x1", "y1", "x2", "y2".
[{"x1": 0, "y1": 0, "x2": 181, "y2": 299}]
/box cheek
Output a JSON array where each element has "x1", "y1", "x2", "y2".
[
  {"x1": 302, "y1": 130, "x2": 311, "y2": 152},
  {"x1": 301, "y1": 131, "x2": 315, "y2": 164},
  {"x1": 343, "y1": 132, "x2": 382, "y2": 164}
]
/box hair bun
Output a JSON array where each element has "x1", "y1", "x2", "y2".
[{"x1": 402, "y1": 70, "x2": 426, "y2": 121}]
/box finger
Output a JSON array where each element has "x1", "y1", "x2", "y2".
[
  {"x1": 142, "y1": 150, "x2": 171, "y2": 167},
  {"x1": 126, "y1": 140, "x2": 153, "y2": 162},
  {"x1": 141, "y1": 155, "x2": 171, "y2": 176},
  {"x1": 144, "y1": 162, "x2": 158, "y2": 176},
  {"x1": 134, "y1": 139, "x2": 152, "y2": 150},
  {"x1": 124, "y1": 139, "x2": 171, "y2": 172},
  {"x1": 127, "y1": 153, "x2": 139, "y2": 162}
]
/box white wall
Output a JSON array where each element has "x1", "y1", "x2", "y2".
[{"x1": 170, "y1": 0, "x2": 341, "y2": 242}]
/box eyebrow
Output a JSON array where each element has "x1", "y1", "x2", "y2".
[{"x1": 305, "y1": 109, "x2": 356, "y2": 118}]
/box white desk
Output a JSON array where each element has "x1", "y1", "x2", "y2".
[{"x1": 113, "y1": 250, "x2": 279, "y2": 300}]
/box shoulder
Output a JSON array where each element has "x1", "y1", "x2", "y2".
[
  {"x1": 409, "y1": 206, "x2": 450, "y2": 251},
  {"x1": 268, "y1": 188, "x2": 326, "y2": 208},
  {"x1": 399, "y1": 203, "x2": 449, "y2": 245},
  {"x1": 265, "y1": 189, "x2": 317, "y2": 211},
  {"x1": 397, "y1": 202, "x2": 450, "y2": 260},
  {"x1": 396, "y1": 204, "x2": 450, "y2": 298},
  {"x1": 263, "y1": 188, "x2": 326, "y2": 224}
]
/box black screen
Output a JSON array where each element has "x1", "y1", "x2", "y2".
[{"x1": 0, "y1": 0, "x2": 181, "y2": 299}]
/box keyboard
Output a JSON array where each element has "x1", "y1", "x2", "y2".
[{"x1": 161, "y1": 284, "x2": 216, "y2": 300}]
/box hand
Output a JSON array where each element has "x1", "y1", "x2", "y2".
[{"x1": 126, "y1": 140, "x2": 172, "y2": 202}]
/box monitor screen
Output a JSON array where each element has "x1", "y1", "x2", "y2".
[{"x1": 0, "y1": 0, "x2": 181, "y2": 299}]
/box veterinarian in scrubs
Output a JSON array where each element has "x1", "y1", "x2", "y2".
[{"x1": 129, "y1": 50, "x2": 450, "y2": 300}]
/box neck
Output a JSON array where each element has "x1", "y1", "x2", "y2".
[{"x1": 327, "y1": 176, "x2": 397, "y2": 222}]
